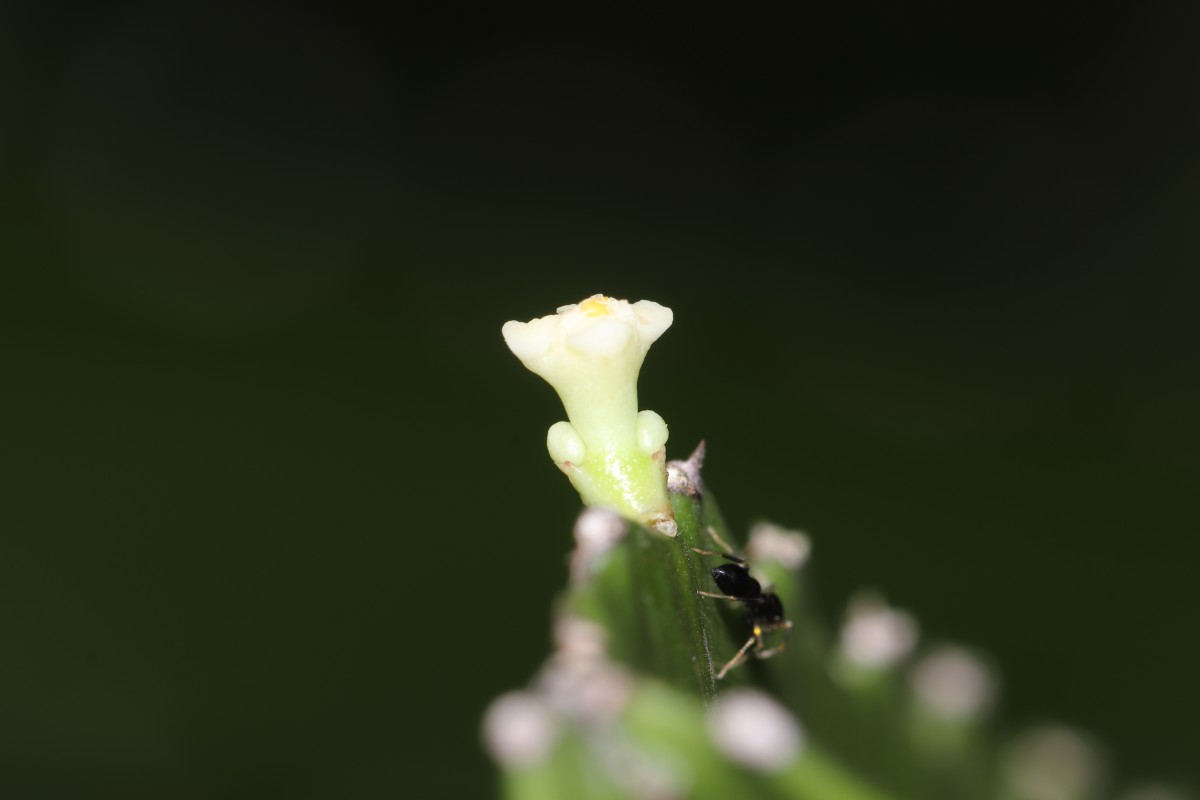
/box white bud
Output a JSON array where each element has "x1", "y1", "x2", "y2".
[
  {"x1": 552, "y1": 614, "x2": 609, "y2": 662},
  {"x1": 1002, "y1": 725, "x2": 1105, "y2": 800},
  {"x1": 910, "y1": 644, "x2": 995, "y2": 721},
  {"x1": 839, "y1": 594, "x2": 918, "y2": 670},
  {"x1": 547, "y1": 420, "x2": 587, "y2": 466},
  {"x1": 636, "y1": 409, "x2": 669, "y2": 454},
  {"x1": 481, "y1": 691, "x2": 559, "y2": 767},
  {"x1": 570, "y1": 507, "x2": 628, "y2": 581},
  {"x1": 538, "y1": 658, "x2": 633, "y2": 725},
  {"x1": 747, "y1": 521, "x2": 811, "y2": 570},
  {"x1": 708, "y1": 689, "x2": 805, "y2": 772}
]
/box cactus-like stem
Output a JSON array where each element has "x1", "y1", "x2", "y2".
[
  {"x1": 491, "y1": 296, "x2": 1182, "y2": 800},
  {"x1": 486, "y1": 454, "x2": 913, "y2": 800},
  {"x1": 568, "y1": 492, "x2": 719, "y2": 699}
]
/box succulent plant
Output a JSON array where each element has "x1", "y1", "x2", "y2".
[{"x1": 485, "y1": 295, "x2": 1191, "y2": 800}]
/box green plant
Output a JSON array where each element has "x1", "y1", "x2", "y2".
[{"x1": 484, "y1": 295, "x2": 1188, "y2": 800}]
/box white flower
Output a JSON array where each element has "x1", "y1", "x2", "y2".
[{"x1": 502, "y1": 294, "x2": 676, "y2": 532}]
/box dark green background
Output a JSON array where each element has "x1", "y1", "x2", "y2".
[{"x1": 2, "y1": 2, "x2": 1198, "y2": 797}]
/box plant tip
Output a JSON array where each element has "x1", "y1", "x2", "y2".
[{"x1": 503, "y1": 294, "x2": 675, "y2": 528}]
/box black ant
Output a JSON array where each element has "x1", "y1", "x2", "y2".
[{"x1": 694, "y1": 527, "x2": 794, "y2": 680}]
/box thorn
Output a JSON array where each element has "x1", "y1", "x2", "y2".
[{"x1": 667, "y1": 439, "x2": 707, "y2": 497}]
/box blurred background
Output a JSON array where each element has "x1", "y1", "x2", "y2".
[{"x1": 2, "y1": 1, "x2": 1198, "y2": 797}]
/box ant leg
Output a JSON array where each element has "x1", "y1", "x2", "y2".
[
  {"x1": 696, "y1": 590, "x2": 745, "y2": 601},
  {"x1": 715, "y1": 634, "x2": 759, "y2": 680},
  {"x1": 755, "y1": 641, "x2": 788, "y2": 660},
  {"x1": 692, "y1": 546, "x2": 733, "y2": 558},
  {"x1": 706, "y1": 526, "x2": 742, "y2": 558},
  {"x1": 753, "y1": 620, "x2": 794, "y2": 660},
  {"x1": 692, "y1": 527, "x2": 747, "y2": 562}
]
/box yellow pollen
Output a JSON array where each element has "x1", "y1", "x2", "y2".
[{"x1": 578, "y1": 295, "x2": 612, "y2": 317}]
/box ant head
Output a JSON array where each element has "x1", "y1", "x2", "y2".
[{"x1": 711, "y1": 563, "x2": 762, "y2": 599}]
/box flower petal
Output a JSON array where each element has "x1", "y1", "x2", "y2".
[
  {"x1": 631, "y1": 300, "x2": 673, "y2": 346},
  {"x1": 502, "y1": 317, "x2": 556, "y2": 364},
  {"x1": 566, "y1": 317, "x2": 634, "y2": 358}
]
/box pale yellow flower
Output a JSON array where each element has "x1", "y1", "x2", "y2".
[{"x1": 502, "y1": 294, "x2": 675, "y2": 533}]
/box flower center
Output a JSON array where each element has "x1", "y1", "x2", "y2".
[{"x1": 578, "y1": 295, "x2": 613, "y2": 317}]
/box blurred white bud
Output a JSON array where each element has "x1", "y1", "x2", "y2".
[
  {"x1": 552, "y1": 613, "x2": 609, "y2": 662},
  {"x1": 537, "y1": 657, "x2": 633, "y2": 726},
  {"x1": 838, "y1": 593, "x2": 918, "y2": 670},
  {"x1": 481, "y1": 691, "x2": 560, "y2": 767},
  {"x1": 910, "y1": 644, "x2": 996, "y2": 721},
  {"x1": 598, "y1": 738, "x2": 687, "y2": 800},
  {"x1": 708, "y1": 689, "x2": 805, "y2": 772},
  {"x1": 570, "y1": 507, "x2": 628, "y2": 581},
  {"x1": 747, "y1": 521, "x2": 811, "y2": 570},
  {"x1": 1002, "y1": 725, "x2": 1105, "y2": 800}
]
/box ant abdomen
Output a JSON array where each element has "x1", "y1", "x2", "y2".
[{"x1": 757, "y1": 592, "x2": 786, "y2": 624}]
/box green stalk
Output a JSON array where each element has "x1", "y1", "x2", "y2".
[{"x1": 490, "y1": 296, "x2": 1164, "y2": 800}]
